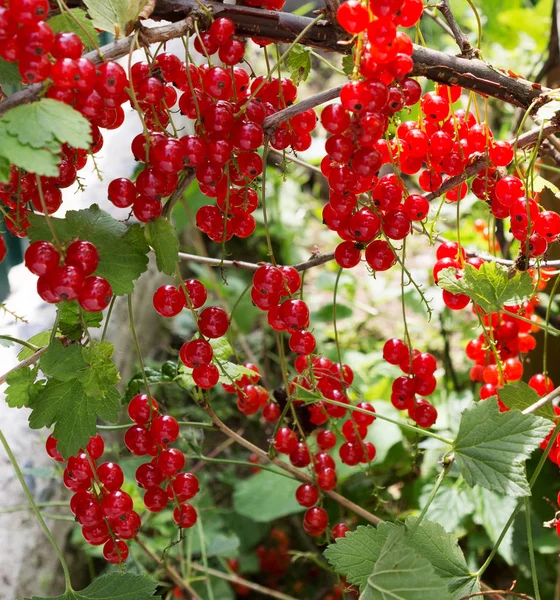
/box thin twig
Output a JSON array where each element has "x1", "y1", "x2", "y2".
[
  {"x1": 437, "y1": 0, "x2": 476, "y2": 58},
  {"x1": 459, "y1": 591, "x2": 533, "y2": 600},
  {"x1": 522, "y1": 382, "x2": 560, "y2": 415},
  {"x1": 0, "y1": 346, "x2": 47, "y2": 386},
  {"x1": 201, "y1": 402, "x2": 382, "y2": 525}
]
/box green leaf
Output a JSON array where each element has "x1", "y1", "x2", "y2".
[
  {"x1": 209, "y1": 336, "x2": 233, "y2": 361},
  {"x1": 47, "y1": 9, "x2": 98, "y2": 51},
  {"x1": 83, "y1": 0, "x2": 146, "y2": 38},
  {"x1": 313, "y1": 302, "x2": 353, "y2": 322},
  {"x1": 324, "y1": 523, "x2": 396, "y2": 591},
  {"x1": 438, "y1": 263, "x2": 534, "y2": 314},
  {"x1": 361, "y1": 528, "x2": 453, "y2": 600},
  {"x1": 3, "y1": 99, "x2": 91, "y2": 150},
  {"x1": 0, "y1": 57, "x2": 23, "y2": 87},
  {"x1": 342, "y1": 53, "x2": 354, "y2": 76},
  {"x1": 17, "y1": 331, "x2": 52, "y2": 360},
  {"x1": 286, "y1": 43, "x2": 311, "y2": 85},
  {"x1": 532, "y1": 174, "x2": 560, "y2": 197},
  {"x1": 0, "y1": 123, "x2": 60, "y2": 177},
  {"x1": 404, "y1": 517, "x2": 479, "y2": 598},
  {"x1": 145, "y1": 218, "x2": 179, "y2": 276},
  {"x1": 81, "y1": 340, "x2": 120, "y2": 397},
  {"x1": 57, "y1": 301, "x2": 103, "y2": 340},
  {"x1": 40, "y1": 340, "x2": 89, "y2": 382},
  {"x1": 233, "y1": 468, "x2": 303, "y2": 522},
  {"x1": 5, "y1": 367, "x2": 40, "y2": 409},
  {"x1": 453, "y1": 397, "x2": 551, "y2": 497},
  {"x1": 0, "y1": 155, "x2": 10, "y2": 183},
  {"x1": 418, "y1": 479, "x2": 475, "y2": 533},
  {"x1": 28, "y1": 377, "x2": 120, "y2": 458},
  {"x1": 498, "y1": 381, "x2": 556, "y2": 420},
  {"x1": 21, "y1": 572, "x2": 158, "y2": 600},
  {"x1": 28, "y1": 205, "x2": 150, "y2": 295}
]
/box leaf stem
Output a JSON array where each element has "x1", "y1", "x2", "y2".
[
  {"x1": 127, "y1": 293, "x2": 153, "y2": 403},
  {"x1": 0, "y1": 427, "x2": 73, "y2": 591},
  {"x1": 0, "y1": 334, "x2": 39, "y2": 351},
  {"x1": 525, "y1": 497, "x2": 541, "y2": 600}
]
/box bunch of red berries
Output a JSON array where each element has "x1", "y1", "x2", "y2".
[
  {"x1": 25, "y1": 238, "x2": 112, "y2": 310},
  {"x1": 46, "y1": 433, "x2": 138, "y2": 563},
  {"x1": 222, "y1": 362, "x2": 271, "y2": 415},
  {"x1": 125, "y1": 393, "x2": 200, "y2": 528}
]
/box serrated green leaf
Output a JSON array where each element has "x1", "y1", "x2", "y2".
[
  {"x1": 20, "y1": 572, "x2": 158, "y2": 600},
  {"x1": 28, "y1": 377, "x2": 120, "y2": 458},
  {"x1": 293, "y1": 382, "x2": 323, "y2": 403},
  {"x1": 453, "y1": 397, "x2": 551, "y2": 497},
  {"x1": 438, "y1": 263, "x2": 534, "y2": 314},
  {"x1": 56, "y1": 301, "x2": 103, "y2": 340},
  {"x1": 3, "y1": 99, "x2": 91, "y2": 150},
  {"x1": 47, "y1": 9, "x2": 98, "y2": 51},
  {"x1": 0, "y1": 124, "x2": 60, "y2": 177},
  {"x1": 324, "y1": 523, "x2": 396, "y2": 591},
  {"x1": 28, "y1": 206, "x2": 150, "y2": 295},
  {"x1": 145, "y1": 218, "x2": 179, "y2": 276},
  {"x1": 286, "y1": 43, "x2": 311, "y2": 85},
  {"x1": 17, "y1": 331, "x2": 52, "y2": 360},
  {"x1": 40, "y1": 340, "x2": 89, "y2": 382},
  {"x1": 342, "y1": 53, "x2": 354, "y2": 76},
  {"x1": 404, "y1": 517, "x2": 479, "y2": 598},
  {"x1": 5, "y1": 366, "x2": 40, "y2": 408},
  {"x1": 0, "y1": 57, "x2": 23, "y2": 88},
  {"x1": 83, "y1": 0, "x2": 146, "y2": 38},
  {"x1": 81, "y1": 340, "x2": 120, "y2": 397},
  {"x1": 210, "y1": 336, "x2": 233, "y2": 361},
  {"x1": 418, "y1": 479, "x2": 475, "y2": 533},
  {"x1": 233, "y1": 468, "x2": 303, "y2": 522},
  {"x1": 498, "y1": 381, "x2": 556, "y2": 420},
  {"x1": 361, "y1": 528, "x2": 453, "y2": 600}
]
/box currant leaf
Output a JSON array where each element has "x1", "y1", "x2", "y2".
[
  {"x1": 0, "y1": 123, "x2": 61, "y2": 177},
  {"x1": 5, "y1": 366, "x2": 41, "y2": 409},
  {"x1": 28, "y1": 205, "x2": 150, "y2": 295},
  {"x1": 498, "y1": 381, "x2": 556, "y2": 420},
  {"x1": 17, "y1": 331, "x2": 52, "y2": 360},
  {"x1": 453, "y1": 397, "x2": 551, "y2": 496},
  {"x1": 21, "y1": 572, "x2": 158, "y2": 600},
  {"x1": 438, "y1": 262, "x2": 534, "y2": 314},
  {"x1": 324, "y1": 523, "x2": 396, "y2": 591},
  {"x1": 0, "y1": 57, "x2": 23, "y2": 88},
  {"x1": 2, "y1": 99, "x2": 92, "y2": 150},
  {"x1": 360, "y1": 528, "x2": 453, "y2": 600},
  {"x1": 80, "y1": 340, "x2": 121, "y2": 397},
  {"x1": 57, "y1": 301, "x2": 103, "y2": 341},
  {"x1": 404, "y1": 517, "x2": 479, "y2": 598},
  {"x1": 342, "y1": 53, "x2": 354, "y2": 76},
  {"x1": 145, "y1": 218, "x2": 179, "y2": 276},
  {"x1": 418, "y1": 478, "x2": 475, "y2": 533},
  {"x1": 47, "y1": 9, "x2": 99, "y2": 51},
  {"x1": 40, "y1": 339, "x2": 89, "y2": 382},
  {"x1": 0, "y1": 154, "x2": 11, "y2": 183},
  {"x1": 286, "y1": 43, "x2": 311, "y2": 85},
  {"x1": 83, "y1": 0, "x2": 147, "y2": 38}
]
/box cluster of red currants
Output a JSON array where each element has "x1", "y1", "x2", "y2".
[
  {"x1": 125, "y1": 393, "x2": 200, "y2": 528},
  {"x1": 221, "y1": 361, "x2": 273, "y2": 416},
  {"x1": 382, "y1": 337, "x2": 438, "y2": 426},
  {"x1": 46, "y1": 433, "x2": 139, "y2": 563},
  {"x1": 25, "y1": 238, "x2": 112, "y2": 311}
]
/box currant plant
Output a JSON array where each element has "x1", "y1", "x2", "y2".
[{"x1": 0, "y1": 0, "x2": 559, "y2": 598}]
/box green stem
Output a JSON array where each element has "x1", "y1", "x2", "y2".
[
  {"x1": 319, "y1": 398, "x2": 454, "y2": 445},
  {"x1": 408, "y1": 460, "x2": 452, "y2": 537},
  {"x1": 525, "y1": 497, "x2": 541, "y2": 600},
  {"x1": 127, "y1": 294, "x2": 153, "y2": 401},
  {"x1": 101, "y1": 295, "x2": 117, "y2": 342},
  {"x1": 543, "y1": 274, "x2": 560, "y2": 376},
  {"x1": 0, "y1": 501, "x2": 69, "y2": 514},
  {"x1": 261, "y1": 140, "x2": 276, "y2": 265},
  {"x1": 195, "y1": 455, "x2": 296, "y2": 480},
  {"x1": 196, "y1": 515, "x2": 215, "y2": 600},
  {"x1": 333, "y1": 267, "x2": 344, "y2": 378},
  {"x1": 0, "y1": 427, "x2": 73, "y2": 591},
  {"x1": 0, "y1": 335, "x2": 39, "y2": 351},
  {"x1": 98, "y1": 421, "x2": 215, "y2": 431},
  {"x1": 309, "y1": 49, "x2": 346, "y2": 75}
]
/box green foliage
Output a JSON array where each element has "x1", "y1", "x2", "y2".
[
  {"x1": 233, "y1": 469, "x2": 303, "y2": 522},
  {"x1": 438, "y1": 262, "x2": 534, "y2": 314},
  {"x1": 0, "y1": 58, "x2": 22, "y2": 88},
  {"x1": 18, "y1": 331, "x2": 52, "y2": 359},
  {"x1": 0, "y1": 155, "x2": 11, "y2": 182},
  {"x1": 498, "y1": 382, "x2": 555, "y2": 420},
  {"x1": 28, "y1": 205, "x2": 150, "y2": 295},
  {"x1": 418, "y1": 479, "x2": 475, "y2": 533},
  {"x1": 21, "y1": 573, "x2": 158, "y2": 600},
  {"x1": 47, "y1": 9, "x2": 98, "y2": 50},
  {"x1": 145, "y1": 218, "x2": 179, "y2": 276},
  {"x1": 342, "y1": 53, "x2": 354, "y2": 76},
  {"x1": 360, "y1": 528, "x2": 453, "y2": 600},
  {"x1": 0, "y1": 99, "x2": 92, "y2": 177},
  {"x1": 83, "y1": 0, "x2": 147, "y2": 38},
  {"x1": 4, "y1": 367, "x2": 41, "y2": 409},
  {"x1": 25, "y1": 339, "x2": 121, "y2": 457},
  {"x1": 57, "y1": 301, "x2": 103, "y2": 341},
  {"x1": 286, "y1": 44, "x2": 311, "y2": 85},
  {"x1": 453, "y1": 398, "x2": 551, "y2": 496}
]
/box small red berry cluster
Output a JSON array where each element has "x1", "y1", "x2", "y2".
[
  {"x1": 25, "y1": 239, "x2": 112, "y2": 311},
  {"x1": 46, "y1": 433, "x2": 138, "y2": 563},
  {"x1": 222, "y1": 362, "x2": 269, "y2": 415},
  {"x1": 124, "y1": 393, "x2": 200, "y2": 528},
  {"x1": 382, "y1": 338, "x2": 438, "y2": 426}
]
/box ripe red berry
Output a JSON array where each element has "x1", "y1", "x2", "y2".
[
  {"x1": 173, "y1": 503, "x2": 198, "y2": 528},
  {"x1": 103, "y1": 539, "x2": 129, "y2": 563},
  {"x1": 153, "y1": 284, "x2": 184, "y2": 317},
  {"x1": 151, "y1": 415, "x2": 179, "y2": 445},
  {"x1": 274, "y1": 427, "x2": 298, "y2": 454},
  {"x1": 198, "y1": 306, "x2": 229, "y2": 338},
  {"x1": 128, "y1": 394, "x2": 159, "y2": 425},
  {"x1": 25, "y1": 241, "x2": 60, "y2": 276}
]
